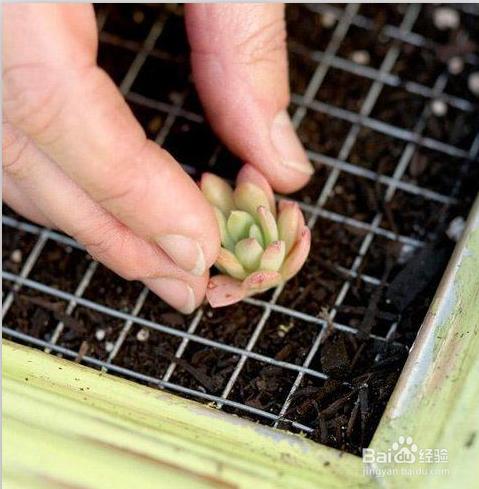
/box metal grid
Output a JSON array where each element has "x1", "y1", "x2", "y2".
[{"x1": 3, "y1": 4, "x2": 479, "y2": 448}]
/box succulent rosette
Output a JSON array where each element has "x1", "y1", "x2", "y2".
[{"x1": 200, "y1": 164, "x2": 311, "y2": 308}]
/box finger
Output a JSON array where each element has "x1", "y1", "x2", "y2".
[
  {"x1": 2, "y1": 123, "x2": 207, "y2": 314},
  {"x1": 185, "y1": 3, "x2": 313, "y2": 194},
  {"x1": 2, "y1": 122, "x2": 55, "y2": 227},
  {"x1": 3, "y1": 175, "x2": 54, "y2": 228},
  {"x1": 3, "y1": 4, "x2": 220, "y2": 276}
]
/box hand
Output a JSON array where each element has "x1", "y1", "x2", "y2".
[{"x1": 3, "y1": 4, "x2": 313, "y2": 313}]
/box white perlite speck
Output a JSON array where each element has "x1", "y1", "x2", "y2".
[
  {"x1": 351, "y1": 50, "x2": 371, "y2": 66},
  {"x1": 433, "y1": 7, "x2": 460, "y2": 31},
  {"x1": 468, "y1": 72, "x2": 479, "y2": 97},
  {"x1": 136, "y1": 327, "x2": 150, "y2": 342},
  {"x1": 448, "y1": 57, "x2": 464, "y2": 75},
  {"x1": 446, "y1": 217, "x2": 466, "y2": 242},
  {"x1": 321, "y1": 12, "x2": 336, "y2": 28},
  {"x1": 431, "y1": 99, "x2": 448, "y2": 117},
  {"x1": 10, "y1": 249, "x2": 22, "y2": 264},
  {"x1": 398, "y1": 243, "x2": 415, "y2": 265},
  {"x1": 95, "y1": 329, "x2": 106, "y2": 341},
  {"x1": 105, "y1": 341, "x2": 114, "y2": 353}
]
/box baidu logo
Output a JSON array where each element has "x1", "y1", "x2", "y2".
[
  {"x1": 391, "y1": 436, "x2": 418, "y2": 463},
  {"x1": 362, "y1": 435, "x2": 448, "y2": 477}
]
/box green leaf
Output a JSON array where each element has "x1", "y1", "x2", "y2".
[
  {"x1": 242, "y1": 271, "x2": 282, "y2": 293},
  {"x1": 257, "y1": 206, "x2": 279, "y2": 246},
  {"x1": 277, "y1": 201, "x2": 300, "y2": 254},
  {"x1": 248, "y1": 224, "x2": 265, "y2": 248},
  {"x1": 235, "y1": 238, "x2": 263, "y2": 271},
  {"x1": 216, "y1": 248, "x2": 248, "y2": 280},
  {"x1": 280, "y1": 227, "x2": 311, "y2": 281},
  {"x1": 200, "y1": 173, "x2": 235, "y2": 215},
  {"x1": 260, "y1": 241, "x2": 286, "y2": 272},
  {"x1": 213, "y1": 207, "x2": 235, "y2": 251},
  {"x1": 234, "y1": 182, "x2": 272, "y2": 219},
  {"x1": 236, "y1": 164, "x2": 276, "y2": 217},
  {"x1": 227, "y1": 211, "x2": 255, "y2": 242}
]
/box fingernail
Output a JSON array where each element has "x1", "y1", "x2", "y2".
[
  {"x1": 270, "y1": 110, "x2": 314, "y2": 176},
  {"x1": 145, "y1": 277, "x2": 196, "y2": 314},
  {"x1": 157, "y1": 234, "x2": 205, "y2": 276}
]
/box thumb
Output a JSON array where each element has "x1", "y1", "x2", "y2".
[{"x1": 185, "y1": 3, "x2": 314, "y2": 194}]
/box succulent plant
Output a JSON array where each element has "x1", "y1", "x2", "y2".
[{"x1": 200, "y1": 164, "x2": 311, "y2": 307}]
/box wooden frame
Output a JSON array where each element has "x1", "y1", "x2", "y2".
[{"x1": 3, "y1": 197, "x2": 478, "y2": 488}]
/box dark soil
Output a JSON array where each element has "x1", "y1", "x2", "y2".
[
  {"x1": 316, "y1": 68, "x2": 373, "y2": 112},
  {"x1": 3, "y1": 4, "x2": 479, "y2": 456},
  {"x1": 350, "y1": 128, "x2": 408, "y2": 175}
]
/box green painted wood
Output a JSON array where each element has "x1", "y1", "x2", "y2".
[
  {"x1": 369, "y1": 196, "x2": 479, "y2": 487},
  {"x1": 2, "y1": 341, "x2": 371, "y2": 489},
  {"x1": 4, "y1": 199, "x2": 478, "y2": 489}
]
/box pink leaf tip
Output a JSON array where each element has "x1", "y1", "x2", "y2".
[{"x1": 206, "y1": 275, "x2": 245, "y2": 308}]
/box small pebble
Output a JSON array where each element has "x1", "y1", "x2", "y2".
[
  {"x1": 136, "y1": 327, "x2": 150, "y2": 342},
  {"x1": 133, "y1": 9, "x2": 145, "y2": 24},
  {"x1": 468, "y1": 72, "x2": 479, "y2": 97},
  {"x1": 10, "y1": 249, "x2": 22, "y2": 264},
  {"x1": 169, "y1": 91, "x2": 183, "y2": 105},
  {"x1": 351, "y1": 50, "x2": 371, "y2": 66},
  {"x1": 398, "y1": 243, "x2": 415, "y2": 265},
  {"x1": 147, "y1": 115, "x2": 163, "y2": 134},
  {"x1": 448, "y1": 56, "x2": 464, "y2": 75},
  {"x1": 378, "y1": 33, "x2": 389, "y2": 44},
  {"x1": 105, "y1": 341, "x2": 115, "y2": 353},
  {"x1": 431, "y1": 99, "x2": 447, "y2": 117},
  {"x1": 277, "y1": 322, "x2": 294, "y2": 338},
  {"x1": 95, "y1": 329, "x2": 106, "y2": 341},
  {"x1": 433, "y1": 7, "x2": 460, "y2": 31},
  {"x1": 321, "y1": 12, "x2": 337, "y2": 28},
  {"x1": 446, "y1": 216, "x2": 466, "y2": 242}
]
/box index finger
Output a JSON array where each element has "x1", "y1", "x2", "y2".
[{"x1": 3, "y1": 4, "x2": 220, "y2": 275}]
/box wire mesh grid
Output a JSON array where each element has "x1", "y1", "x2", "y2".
[{"x1": 3, "y1": 4, "x2": 479, "y2": 454}]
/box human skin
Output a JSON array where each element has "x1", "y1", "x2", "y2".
[{"x1": 2, "y1": 4, "x2": 313, "y2": 313}]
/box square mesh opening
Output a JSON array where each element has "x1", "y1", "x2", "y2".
[{"x1": 3, "y1": 4, "x2": 479, "y2": 456}]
